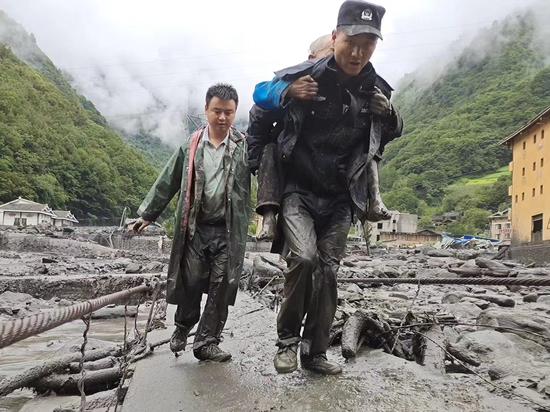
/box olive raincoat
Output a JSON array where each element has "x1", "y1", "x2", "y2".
[{"x1": 137, "y1": 126, "x2": 250, "y2": 306}]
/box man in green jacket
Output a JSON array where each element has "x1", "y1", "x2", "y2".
[{"x1": 133, "y1": 83, "x2": 250, "y2": 362}]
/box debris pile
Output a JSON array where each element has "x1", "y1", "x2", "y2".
[{"x1": 244, "y1": 244, "x2": 550, "y2": 408}]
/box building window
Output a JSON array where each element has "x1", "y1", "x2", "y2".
[
  {"x1": 542, "y1": 129, "x2": 545, "y2": 140},
  {"x1": 14, "y1": 218, "x2": 27, "y2": 226},
  {"x1": 523, "y1": 141, "x2": 526, "y2": 149},
  {"x1": 522, "y1": 167, "x2": 525, "y2": 176},
  {"x1": 496, "y1": 234, "x2": 500, "y2": 240},
  {"x1": 542, "y1": 158, "x2": 545, "y2": 167},
  {"x1": 533, "y1": 188, "x2": 536, "y2": 197},
  {"x1": 515, "y1": 195, "x2": 518, "y2": 203},
  {"x1": 532, "y1": 214, "x2": 543, "y2": 243},
  {"x1": 496, "y1": 224, "x2": 502, "y2": 229},
  {"x1": 541, "y1": 185, "x2": 544, "y2": 195},
  {"x1": 377, "y1": 223, "x2": 383, "y2": 229},
  {"x1": 534, "y1": 134, "x2": 537, "y2": 143},
  {"x1": 533, "y1": 162, "x2": 537, "y2": 171},
  {"x1": 522, "y1": 192, "x2": 525, "y2": 200},
  {"x1": 376, "y1": 235, "x2": 380, "y2": 242}
]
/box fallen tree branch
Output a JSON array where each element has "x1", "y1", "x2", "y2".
[
  {"x1": 0, "y1": 346, "x2": 121, "y2": 396},
  {"x1": 33, "y1": 366, "x2": 124, "y2": 395}
]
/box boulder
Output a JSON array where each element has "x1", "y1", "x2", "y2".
[
  {"x1": 477, "y1": 308, "x2": 550, "y2": 350},
  {"x1": 125, "y1": 263, "x2": 142, "y2": 274}
]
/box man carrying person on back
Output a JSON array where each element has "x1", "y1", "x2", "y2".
[{"x1": 247, "y1": 0, "x2": 403, "y2": 375}]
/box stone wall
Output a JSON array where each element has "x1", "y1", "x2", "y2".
[{"x1": 511, "y1": 241, "x2": 550, "y2": 265}]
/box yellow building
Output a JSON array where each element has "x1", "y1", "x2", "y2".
[{"x1": 502, "y1": 106, "x2": 550, "y2": 246}]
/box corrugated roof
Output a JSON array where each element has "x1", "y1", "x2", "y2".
[{"x1": 500, "y1": 105, "x2": 550, "y2": 145}]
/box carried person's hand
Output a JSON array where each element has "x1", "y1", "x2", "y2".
[
  {"x1": 132, "y1": 218, "x2": 151, "y2": 233},
  {"x1": 286, "y1": 75, "x2": 321, "y2": 101},
  {"x1": 369, "y1": 88, "x2": 391, "y2": 117}
]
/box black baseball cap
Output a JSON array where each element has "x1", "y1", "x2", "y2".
[{"x1": 336, "y1": 0, "x2": 386, "y2": 40}]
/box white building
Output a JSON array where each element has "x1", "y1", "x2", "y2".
[
  {"x1": 0, "y1": 197, "x2": 78, "y2": 227},
  {"x1": 367, "y1": 211, "x2": 419, "y2": 244},
  {"x1": 488, "y1": 209, "x2": 511, "y2": 243},
  {"x1": 52, "y1": 210, "x2": 79, "y2": 227}
]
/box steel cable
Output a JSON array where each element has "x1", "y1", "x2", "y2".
[
  {"x1": 0, "y1": 283, "x2": 158, "y2": 349},
  {"x1": 337, "y1": 277, "x2": 550, "y2": 287}
]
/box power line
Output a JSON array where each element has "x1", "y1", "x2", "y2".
[{"x1": 58, "y1": 19, "x2": 500, "y2": 73}]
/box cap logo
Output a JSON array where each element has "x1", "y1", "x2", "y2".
[{"x1": 361, "y1": 9, "x2": 373, "y2": 21}]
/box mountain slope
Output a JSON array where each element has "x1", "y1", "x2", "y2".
[
  {"x1": 0, "y1": 14, "x2": 158, "y2": 220},
  {"x1": 381, "y1": 9, "x2": 550, "y2": 230}
]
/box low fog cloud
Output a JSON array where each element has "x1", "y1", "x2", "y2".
[{"x1": 0, "y1": 0, "x2": 542, "y2": 145}]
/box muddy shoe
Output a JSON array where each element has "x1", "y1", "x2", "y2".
[
  {"x1": 301, "y1": 354, "x2": 342, "y2": 375},
  {"x1": 193, "y1": 344, "x2": 232, "y2": 362},
  {"x1": 169, "y1": 326, "x2": 189, "y2": 353},
  {"x1": 274, "y1": 344, "x2": 298, "y2": 373}
]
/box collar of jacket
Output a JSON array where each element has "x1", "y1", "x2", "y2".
[{"x1": 276, "y1": 55, "x2": 378, "y2": 95}]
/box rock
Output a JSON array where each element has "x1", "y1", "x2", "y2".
[
  {"x1": 42, "y1": 257, "x2": 58, "y2": 264},
  {"x1": 523, "y1": 293, "x2": 539, "y2": 303},
  {"x1": 389, "y1": 292, "x2": 409, "y2": 300},
  {"x1": 488, "y1": 366, "x2": 511, "y2": 380},
  {"x1": 125, "y1": 263, "x2": 142, "y2": 274},
  {"x1": 538, "y1": 295, "x2": 550, "y2": 305},
  {"x1": 112, "y1": 257, "x2": 132, "y2": 268},
  {"x1": 384, "y1": 268, "x2": 401, "y2": 278},
  {"x1": 455, "y1": 250, "x2": 480, "y2": 261},
  {"x1": 477, "y1": 308, "x2": 550, "y2": 350},
  {"x1": 345, "y1": 283, "x2": 363, "y2": 294},
  {"x1": 473, "y1": 294, "x2": 515, "y2": 308},
  {"x1": 461, "y1": 297, "x2": 490, "y2": 310},
  {"x1": 446, "y1": 302, "x2": 482, "y2": 320},
  {"x1": 37, "y1": 265, "x2": 49, "y2": 274},
  {"x1": 338, "y1": 290, "x2": 364, "y2": 303},
  {"x1": 142, "y1": 261, "x2": 164, "y2": 273},
  {"x1": 424, "y1": 249, "x2": 454, "y2": 258},
  {"x1": 442, "y1": 292, "x2": 464, "y2": 304},
  {"x1": 537, "y1": 376, "x2": 550, "y2": 396}
]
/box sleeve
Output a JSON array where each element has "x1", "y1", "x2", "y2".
[
  {"x1": 137, "y1": 146, "x2": 184, "y2": 221},
  {"x1": 247, "y1": 104, "x2": 283, "y2": 174},
  {"x1": 253, "y1": 79, "x2": 291, "y2": 111}
]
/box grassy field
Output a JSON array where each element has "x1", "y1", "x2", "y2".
[{"x1": 463, "y1": 166, "x2": 510, "y2": 186}]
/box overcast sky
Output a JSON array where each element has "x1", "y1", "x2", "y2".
[{"x1": 0, "y1": 0, "x2": 539, "y2": 143}]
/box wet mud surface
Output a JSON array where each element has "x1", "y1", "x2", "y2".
[
  {"x1": 123, "y1": 294, "x2": 534, "y2": 412},
  {"x1": 1, "y1": 227, "x2": 550, "y2": 411}
]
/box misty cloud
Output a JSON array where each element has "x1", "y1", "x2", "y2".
[{"x1": 0, "y1": 0, "x2": 542, "y2": 145}]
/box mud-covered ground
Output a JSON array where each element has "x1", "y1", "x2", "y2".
[
  {"x1": 1, "y1": 226, "x2": 550, "y2": 411},
  {"x1": 243, "y1": 244, "x2": 550, "y2": 410}
]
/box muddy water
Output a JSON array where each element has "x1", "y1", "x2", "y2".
[{"x1": 0, "y1": 309, "x2": 150, "y2": 412}]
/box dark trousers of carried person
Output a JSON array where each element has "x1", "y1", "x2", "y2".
[{"x1": 173, "y1": 222, "x2": 231, "y2": 361}]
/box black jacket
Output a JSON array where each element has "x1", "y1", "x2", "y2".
[{"x1": 247, "y1": 56, "x2": 403, "y2": 221}]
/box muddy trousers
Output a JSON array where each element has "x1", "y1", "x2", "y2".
[
  {"x1": 256, "y1": 143, "x2": 281, "y2": 215},
  {"x1": 174, "y1": 223, "x2": 229, "y2": 351},
  {"x1": 277, "y1": 192, "x2": 351, "y2": 357}
]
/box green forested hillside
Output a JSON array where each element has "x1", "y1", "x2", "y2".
[
  {"x1": 382, "y1": 11, "x2": 550, "y2": 234},
  {"x1": 0, "y1": 44, "x2": 158, "y2": 219}
]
